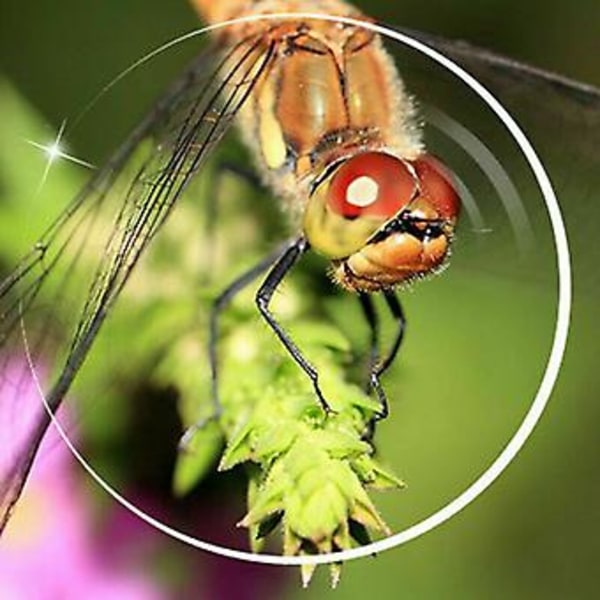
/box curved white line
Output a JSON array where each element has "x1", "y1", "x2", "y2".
[{"x1": 28, "y1": 12, "x2": 571, "y2": 566}]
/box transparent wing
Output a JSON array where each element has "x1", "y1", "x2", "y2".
[
  {"x1": 392, "y1": 27, "x2": 600, "y2": 286},
  {"x1": 0, "y1": 32, "x2": 275, "y2": 531},
  {"x1": 401, "y1": 28, "x2": 600, "y2": 107},
  {"x1": 404, "y1": 28, "x2": 600, "y2": 175}
]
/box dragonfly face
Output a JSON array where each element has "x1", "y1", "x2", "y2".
[{"x1": 304, "y1": 151, "x2": 460, "y2": 291}]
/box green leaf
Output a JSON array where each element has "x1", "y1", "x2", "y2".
[
  {"x1": 308, "y1": 428, "x2": 371, "y2": 460},
  {"x1": 351, "y1": 455, "x2": 406, "y2": 489},
  {"x1": 219, "y1": 418, "x2": 257, "y2": 471},
  {"x1": 241, "y1": 461, "x2": 288, "y2": 526},
  {"x1": 252, "y1": 421, "x2": 300, "y2": 462},
  {"x1": 172, "y1": 419, "x2": 224, "y2": 496}
]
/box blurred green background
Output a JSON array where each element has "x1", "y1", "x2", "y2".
[{"x1": 1, "y1": 0, "x2": 599, "y2": 598}]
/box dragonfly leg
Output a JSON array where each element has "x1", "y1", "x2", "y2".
[
  {"x1": 357, "y1": 292, "x2": 388, "y2": 421},
  {"x1": 179, "y1": 241, "x2": 293, "y2": 451},
  {"x1": 358, "y1": 291, "x2": 380, "y2": 382},
  {"x1": 256, "y1": 236, "x2": 334, "y2": 415},
  {"x1": 377, "y1": 291, "x2": 406, "y2": 378},
  {"x1": 358, "y1": 290, "x2": 406, "y2": 421}
]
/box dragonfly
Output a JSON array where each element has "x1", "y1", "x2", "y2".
[{"x1": 0, "y1": 0, "x2": 598, "y2": 536}]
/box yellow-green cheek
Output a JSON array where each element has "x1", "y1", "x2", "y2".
[{"x1": 303, "y1": 193, "x2": 386, "y2": 259}]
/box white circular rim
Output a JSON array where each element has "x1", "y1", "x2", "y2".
[{"x1": 32, "y1": 12, "x2": 572, "y2": 566}]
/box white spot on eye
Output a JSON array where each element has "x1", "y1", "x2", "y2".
[{"x1": 346, "y1": 176, "x2": 379, "y2": 207}]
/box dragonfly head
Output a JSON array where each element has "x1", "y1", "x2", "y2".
[{"x1": 303, "y1": 151, "x2": 460, "y2": 292}]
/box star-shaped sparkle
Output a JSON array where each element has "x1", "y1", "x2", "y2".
[{"x1": 26, "y1": 120, "x2": 95, "y2": 192}]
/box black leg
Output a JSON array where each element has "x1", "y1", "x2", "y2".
[
  {"x1": 255, "y1": 236, "x2": 333, "y2": 414},
  {"x1": 179, "y1": 241, "x2": 292, "y2": 450},
  {"x1": 377, "y1": 291, "x2": 406, "y2": 377},
  {"x1": 358, "y1": 293, "x2": 388, "y2": 420},
  {"x1": 358, "y1": 292, "x2": 379, "y2": 373},
  {"x1": 357, "y1": 291, "x2": 407, "y2": 421}
]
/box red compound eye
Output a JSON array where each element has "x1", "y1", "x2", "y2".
[
  {"x1": 412, "y1": 155, "x2": 460, "y2": 219},
  {"x1": 328, "y1": 152, "x2": 417, "y2": 220}
]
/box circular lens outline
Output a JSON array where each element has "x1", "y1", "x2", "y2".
[{"x1": 28, "y1": 12, "x2": 571, "y2": 566}]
